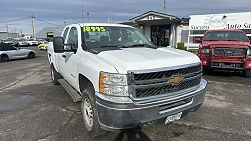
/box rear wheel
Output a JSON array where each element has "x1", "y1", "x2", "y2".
[
  {"x1": 50, "y1": 65, "x2": 61, "y2": 85},
  {"x1": 81, "y1": 85, "x2": 105, "y2": 138},
  {"x1": 28, "y1": 52, "x2": 35, "y2": 59},
  {"x1": 1, "y1": 55, "x2": 9, "y2": 62}
]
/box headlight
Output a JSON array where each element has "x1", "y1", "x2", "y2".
[
  {"x1": 247, "y1": 46, "x2": 251, "y2": 57},
  {"x1": 201, "y1": 47, "x2": 210, "y2": 54},
  {"x1": 99, "y1": 72, "x2": 128, "y2": 97}
]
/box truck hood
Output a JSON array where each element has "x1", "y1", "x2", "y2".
[
  {"x1": 203, "y1": 41, "x2": 250, "y2": 48},
  {"x1": 97, "y1": 47, "x2": 201, "y2": 74}
]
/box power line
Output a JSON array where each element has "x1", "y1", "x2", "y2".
[
  {"x1": 0, "y1": 16, "x2": 31, "y2": 24},
  {"x1": 32, "y1": 15, "x2": 35, "y2": 38},
  {"x1": 35, "y1": 17, "x2": 63, "y2": 31}
]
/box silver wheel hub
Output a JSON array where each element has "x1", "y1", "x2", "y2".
[{"x1": 83, "y1": 98, "x2": 93, "y2": 128}]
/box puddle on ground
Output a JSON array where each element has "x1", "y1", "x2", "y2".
[{"x1": 0, "y1": 95, "x2": 35, "y2": 112}]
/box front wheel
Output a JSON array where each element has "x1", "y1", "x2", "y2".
[
  {"x1": 1, "y1": 55, "x2": 9, "y2": 62},
  {"x1": 81, "y1": 87, "x2": 105, "y2": 138},
  {"x1": 243, "y1": 70, "x2": 251, "y2": 78},
  {"x1": 50, "y1": 65, "x2": 61, "y2": 85}
]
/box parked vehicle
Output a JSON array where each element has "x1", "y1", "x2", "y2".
[
  {"x1": 3, "y1": 39, "x2": 15, "y2": 45},
  {"x1": 47, "y1": 23, "x2": 207, "y2": 137},
  {"x1": 16, "y1": 40, "x2": 29, "y2": 47},
  {"x1": 37, "y1": 39, "x2": 48, "y2": 44},
  {"x1": 0, "y1": 43, "x2": 36, "y2": 62},
  {"x1": 27, "y1": 40, "x2": 39, "y2": 46},
  {"x1": 38, "y1": 42, "x2": 48, "y2": 50},
  {"x1": 197, "y1": 30, "x2": 251, "y2": 77}
]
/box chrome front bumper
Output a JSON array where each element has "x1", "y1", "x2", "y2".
[{"x1": 95, "y1": 79, "x2": 207, "y2": 130}]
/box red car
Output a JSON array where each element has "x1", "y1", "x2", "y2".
[{"x1": 197, "y1": 29, "x2": 251, "y2": 77}]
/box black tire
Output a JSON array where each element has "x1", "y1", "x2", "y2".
[
  {"x1": 81, "y1": 85, "x2": 105, "y2": 138},
  {"x1": 244, "y1": 70, "x2": 251, "y2": 78},
  {"x1": 28, "y1": 52, "x2": 35, "y2": 59},
  {"x1": 1, "y1": 55, "x2": 9, "y2": 62},
  {"x1": 203, "y1": 67, "x2": 212, "y2": 74},
  {"x1": 50, "y1": 65, "x2": 61, "y2": 85}
]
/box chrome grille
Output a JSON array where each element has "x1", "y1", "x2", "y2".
[
  {"x1": 213, "y1": 48, "x2": 247, "y2": 57},
  {"x1": 134, "y1": 77, "x2": 201, "y2": 98},
  {"x1": 129, "y1": 64, "x2": 202, "y2": 98},
  {"x1": 133, "y1": 65, "x2": 201, "y2": 83}
]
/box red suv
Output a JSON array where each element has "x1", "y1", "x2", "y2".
[{"x1": 197, "y1": 30, "x2": 251, "y2": 77}]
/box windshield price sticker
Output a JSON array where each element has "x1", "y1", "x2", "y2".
[{"x1": 83, "y1": 26, "x2": 106, "y2": 32}]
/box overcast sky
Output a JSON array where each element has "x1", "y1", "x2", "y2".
[{"x1": 0, "y1": 0, "x2": 251, "y2": 34}]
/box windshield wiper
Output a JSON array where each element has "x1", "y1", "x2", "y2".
[
  {"x1": 101, "y1": 44, "x2": 157, "y2": 49},
  {"x1": 126, "y1": 44, "x2": 157, "y2": 49},
  {"x1": 101, "y1": 45, "x2": 127, "y2": 48}
]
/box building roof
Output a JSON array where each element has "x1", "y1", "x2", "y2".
[
  {"x1": 35, "y1": 26, "x2": 63, "y2": 38},
  {"x1": 130, "y1": 11, "x2": 181, "y2": 22}
]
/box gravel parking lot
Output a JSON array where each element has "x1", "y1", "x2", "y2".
[{"x1": 0, "y1": 47, "x2": 251, "y2": 141}]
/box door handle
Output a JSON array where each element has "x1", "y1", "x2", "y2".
[{"x1": 62, "y1": 55, "x2": 66, "y2": 58}]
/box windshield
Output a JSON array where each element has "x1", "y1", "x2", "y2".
[
  {"x1": 204, "y1": 31, "x2": 249, "y2": 42},
  {"x1": 82, "y1": 26, "x2": 153, "y2": 49}
]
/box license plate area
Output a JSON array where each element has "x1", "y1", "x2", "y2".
[
  {"x1": 211, "y1": 62, "x2": 244, "y2": 69},
  {"x1": 165, "y1": 112, "x2": 182, "y2": 124}
]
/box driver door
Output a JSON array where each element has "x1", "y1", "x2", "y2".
[
  {"x1": 7, "y1": 46, "x2": 24, "y2": 59},
  {"x1": 58, "y1": 26, "x2": 79, "y2": 89}
]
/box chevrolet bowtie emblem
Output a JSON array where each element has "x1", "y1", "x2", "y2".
[{"x1": 169, "y1": 75, "x2": 185, "y2": 85}]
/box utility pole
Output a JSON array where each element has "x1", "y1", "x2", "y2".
[
  {"x1": 81, "y1": 5, "x2": 84, "y2": 23},
  {"x1": 163, "y1": 0, "x2": 167, "y2": 14},
  {"x1": 6, "y1": 24, "x2": 11, "y2": 38},
  {"x1": 6, "y1": 24, "x2": 9, "y2": 38},
  {"x1": 20, "y1": 29, "x2": 23, "y2": 37},
  {"x1": 87, "y1": 12, "x2": 90, "y2": 23},
  {"x1": 108, "y1": 17, "x2": 113, "y2": 23},
  {"x1": 31, "y1": 15, "x2": 35, "y2": 38}
]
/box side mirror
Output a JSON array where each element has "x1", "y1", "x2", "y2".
[
  {"x1": 195, "y1": 37, "x2": 202, "y2": 43},
  {"x1": 53, "y1": 37, "x2": 64, "y2": 53}
]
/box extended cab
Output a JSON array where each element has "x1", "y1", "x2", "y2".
[
  {"x1": 197, "y1": 30, "x2": 251, "y2": 77},
  {"x1": 47, "y1": 23, "x2": 207, "y2": 136}
]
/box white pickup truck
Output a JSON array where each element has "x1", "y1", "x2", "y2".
[{"x1": 47, "y1": 23, "x2": 207, "y2": 137}]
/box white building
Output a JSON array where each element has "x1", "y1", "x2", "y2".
[
  {"x1": 0, "y1": 32, "x2": 18, "y2": 40},
  {"x1": 124, "y1": 11, "x2": 182, "y2": 48}
]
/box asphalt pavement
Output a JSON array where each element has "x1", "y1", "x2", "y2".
[{"x1": 0, "y1": 47, "x2": 251, "y2": 141}]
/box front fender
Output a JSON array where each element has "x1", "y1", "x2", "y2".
[{"x1": 76, "y1": 51, "x2": 118, "y2": 92}]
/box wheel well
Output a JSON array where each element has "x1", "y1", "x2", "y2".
[
  {"x1": 29, "y1": 51, "x2": 35, "y2": 55},
  {"x1": 1, "y1": 54, "x2": 8, "y2": 58},
  {"x1": 79, "y1": 74, "x2": 95, "y2": 94}
]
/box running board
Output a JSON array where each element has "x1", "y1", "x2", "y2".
[{"x1": 58, "y1": 79, "x2": 81, "y2": 102}]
